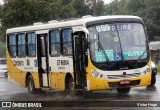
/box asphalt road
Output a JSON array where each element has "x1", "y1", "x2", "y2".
[{"x1": 0, "y1": 75, "x2": 160, "y2": 110}]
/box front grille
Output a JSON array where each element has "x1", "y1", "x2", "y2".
[
  {"x1": 107, "y1": 73, "x2": 140, "y2": 79},
  {"x1": 108, "y1": 80, "x2": 141, "y2": 87}
]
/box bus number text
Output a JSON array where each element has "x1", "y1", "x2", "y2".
[{"x1": 57, "y1": 60, "x2": 69, "y2": 66}]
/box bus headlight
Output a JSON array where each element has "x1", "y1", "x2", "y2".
[
  {"x1": 142, "y1": 68, "x2": 151, "y2": 75},
  {"x1": 146, "y1": 68, "x2": 151, "y2": 73},
  {"x1": 91, "y1": 69, "x2": 106, "y2": 79},
  {"x1": 91, "y1": 69, "x2": 99, "y2": 77}
]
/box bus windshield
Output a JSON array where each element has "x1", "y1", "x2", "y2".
[{"x1": 88, "y1": 23, "x2": 148, "y2": 63}]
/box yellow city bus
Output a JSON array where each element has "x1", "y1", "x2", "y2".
[{"x1": 6, "y1": 15, "x2": 152, "y2": 95}]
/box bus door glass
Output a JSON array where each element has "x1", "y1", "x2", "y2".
[
  {"x1": 72, "y1": 32, "x2": 87, "y2": 89},
  {"x1": 37, "y1": 34, "x2": 50, "y2": 87}
]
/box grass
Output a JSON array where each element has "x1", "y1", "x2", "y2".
[{"x1": 156, "y1": 65, "x2": 160, "y2": 74}]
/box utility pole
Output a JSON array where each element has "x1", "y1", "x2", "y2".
[{"x1": 93, "y1": 0, "x2": 96, "y2": 16}]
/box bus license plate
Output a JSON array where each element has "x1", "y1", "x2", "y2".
[{"x1": 120, "y1": 80, "x2": 130, "y2": 85}]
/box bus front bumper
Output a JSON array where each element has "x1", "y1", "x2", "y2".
[{"x1": 87, "y1": 73, "x2": 151, "y2": 91}]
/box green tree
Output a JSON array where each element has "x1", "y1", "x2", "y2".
[
  {"x1": 47, "y1": 0, "x2": 62, "y2": 20},
  {"x1": 1, "y1": 0, "x2": 91, "y2": 26},
  {"x1": 1, "y1": 0, "x2": 64, "y2": 28},
  {"x1": 0, "y1": 26, "x2": 6, "y2": 42},
  {"x1": 2, "y1": 0, "x2": 30, "y2": 27},
  {"x1": 86, "y1": 0, "x2": 105, "y2": 16},
  {"x1": 0, "y1": 5, "x2": 2, "y2": 17},
  {"x1": 73, "y1": 0, "x2": 91, "y2": 17},
  {"x1": 96, "y1": 0, "x2": 105, "y2": 16},
  {"x1": 0, "y1": 4, "x2": 6, "y2": 43},
  {"x1": 143, "y1": 0, "x2": 160, "y2": 41},
  {"x1": 104, "y1": 0, "x2": 160, "y2": 41},
  {"x1": 60, "y1": 0, "x2": 76, "y2": 19}
]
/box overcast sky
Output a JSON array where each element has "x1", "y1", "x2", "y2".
[
  {"x1": 103, "y1": 0, "x2": 112, "y2": 4},
  {"x1": 0, "y1": 0, "x2": 112, "y2": 5},
  {"x1": 0, "y1": 0, "x2": 4, "y2": 5}
]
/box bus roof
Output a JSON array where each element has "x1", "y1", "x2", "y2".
[{"x1": 6, "y1": 15, "x2": 142, "y2": 34}]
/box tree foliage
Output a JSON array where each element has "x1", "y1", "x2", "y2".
[
  {"x1": 0, "y1": 0, "x2": 93, "y2": 44},
  {"x1": 1, "y1": 0, "x2": 160, "y2": 42},
  {"x1": 73, "y1": 0, "x2": 91, "y2": 17},
  {"x1": 105, "y1": 0, "x2": 160, "y2": 41},
  {"x1": 86, "y1": 0, "x2": 105, "y2": 16},
  {"x1": 0, "y1": 0, "x2": 93, "y2": 28},
  {"x1": 96, "y1": 0, "x2": 105, "y2": 16},
  {"x1": 0, "y1": 0, "x2": 105, "y2": 57}
]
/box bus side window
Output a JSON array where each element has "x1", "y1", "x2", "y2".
[
  {"x1": 49, "y1": 30, "x2": 60, "y2": 56},
  {"x1": 27, "y1": 32, "x2": 36, "y2": 57},
  {"x1": 62, "y1": 28, "x2": 73, "y2": 55},
  {"x1": 8, "y1": 34, "x2": 16, "y2": 57},
  {"x1": 17, "y1": 33, "x2": 26, "y2": 57}
]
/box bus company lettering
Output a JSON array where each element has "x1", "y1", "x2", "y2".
[
  {"x1": 96, "y1": 24, "x2": 131, "y2": 32},
  {"x1": 13, "y1": 60, "x2": 24, "y2": 66},
  {"x1": 57, "y1": 60, "x2": 69, "y2": 65}
]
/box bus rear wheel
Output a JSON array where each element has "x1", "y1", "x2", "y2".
[
  {"x1": 116, "y1": 88, "x2": 130, "y2": 94},
  {"x1": 27, "y1": 75, "x2": 36, "y2": 93}
]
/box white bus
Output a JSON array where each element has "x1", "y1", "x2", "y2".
[{"x1": 6, "y1": 15, "x2": 151, "y2": 95}]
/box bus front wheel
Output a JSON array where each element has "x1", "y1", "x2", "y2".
[
  {"x1": 27, "y1": 75, "x2": 36, "y2": 93},
  {"x1": 150, "y1": 75, "x2": 156, "y2": 86},
  {"x1": 116, "y1": 88, "x2": 130, "y2": 94}
]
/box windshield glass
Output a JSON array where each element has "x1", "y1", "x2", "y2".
[
  {"x1": 0, "y1": 59, "x2": 7, "y2": 65},
  {"x1": 88, "y1": 23, "x2": 147, "y2": 63}
]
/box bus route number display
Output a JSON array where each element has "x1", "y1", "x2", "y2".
[{"x1": 96, "y1": 24, "x2": 131, "y2": 32}]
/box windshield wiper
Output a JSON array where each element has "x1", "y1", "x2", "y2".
[
  {"x1": 97, "y1": 33, "x2": 111, "y2": 65},
  {"x1": 114, "y1": 22, "x2": 124, "y2": 61}
]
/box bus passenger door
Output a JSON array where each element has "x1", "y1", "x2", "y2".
[
  {"x1": 37, "y1": 34, "x2": 50, "y2": 87},
  {"x1": 72, "y1": 32, "x2": 87, "y2": 89}
]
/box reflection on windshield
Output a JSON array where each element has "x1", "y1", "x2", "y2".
[{"x1": 88, "y1": 23, "x2": 147, "y2": 63}]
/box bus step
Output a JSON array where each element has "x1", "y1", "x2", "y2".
[{"x1": 41, "y1": 87, "x2": 50, "y2": 91}]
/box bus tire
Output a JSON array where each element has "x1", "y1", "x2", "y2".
[
  {"x1": 117, "y1": 88, "x2": 130, "y2": 94},
  {"x1": 68, "y1": 78, "x2": 76, "y2": 96},
  {"x1": 150, "y1": 75, "x2": 156, "y2": 86},
  {"x1": 27, "y1": 75, "x2": 36, "y2": 93}
]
